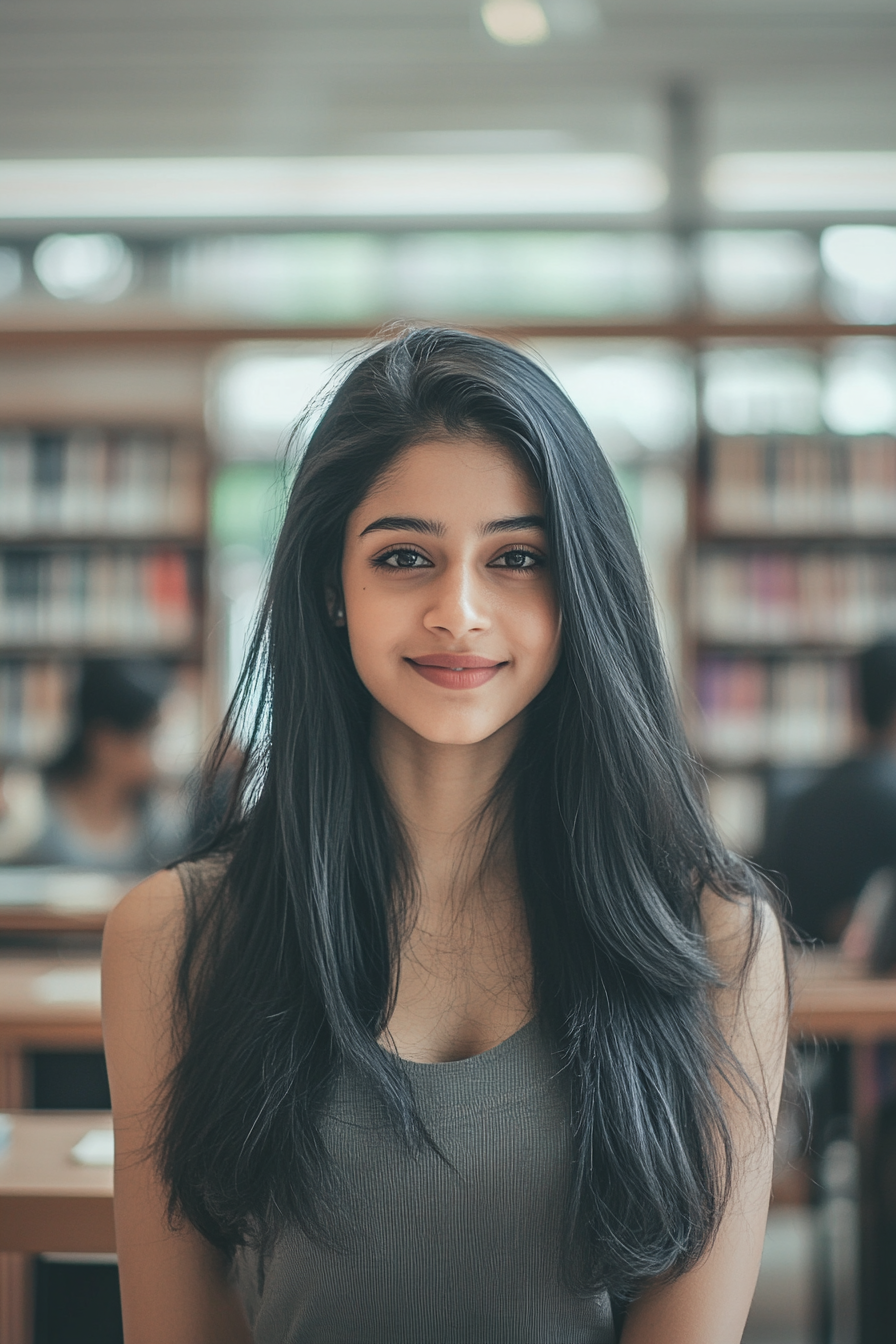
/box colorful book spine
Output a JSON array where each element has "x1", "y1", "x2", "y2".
[{"x1": 0, "y1": 548, "x2": 196, "y2": 650}]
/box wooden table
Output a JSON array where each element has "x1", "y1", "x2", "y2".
[
  {"x1": 0, "y1": 955, "x2": 103, "y2": 1111},
  {"x1": 0, "y1": 868, "x2": 131, "y2": 937},
  {"x1": 791, "y1": 949, "x2": 896, "y2": 1042},
  {"x1": 0, "y1": 958, "x2": 105, "y2": 1344},
  {"x1": 0, "y1": 1113, "x2": 114, "y2": 1255}
]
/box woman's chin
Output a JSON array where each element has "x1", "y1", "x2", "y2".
[{"x1": 378, "y1": 705, "x2": 522, "y2": 749}]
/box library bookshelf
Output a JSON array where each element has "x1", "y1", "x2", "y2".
[
  {"x1": 689, "y1": 431, "x2": 896, "y2": 857},
  {"x1": 0, "y1": 337, "x2": 212, "y2": 1344},
  {"x1": 0, "y1": 347, "x2": 212, "y2": 796}
]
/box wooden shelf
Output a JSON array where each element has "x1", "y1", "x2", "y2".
[
  {"x1": 694, "y1": 639, "x2": 869, "y2": 655},
  {"x1": 792, "y1": 950, "x2": 896, "y2": 1042},
  {"x1": 697, "y1": 532, "x2": 896, "y2": 547},
  {"x1": 0, "y1": 643, "x2": 202, "y2": 659},
  {"x1": 0, "y1": 313, "x2": 893, "y2": 350},
  {"x1": 0, "y1": 534, "x2": 205, "y2": 549}
]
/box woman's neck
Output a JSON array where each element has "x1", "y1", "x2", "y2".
[
  {"x1": 370, "y1": 705, "x2": 521, "y2": 909},
  {"x1": 371, "y1": 705, "x2": 533, "y2": 1061}
]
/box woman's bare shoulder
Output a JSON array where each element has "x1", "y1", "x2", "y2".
[
  {"x1": 700, "y1": 885, "x2": 784, "y2": 983},
  {"x1": 103, "y1": 857, "x2": 230, "y2": 1021},
  {"x1": 104, "y1": 868, "x2": 186, "y2": 960}
]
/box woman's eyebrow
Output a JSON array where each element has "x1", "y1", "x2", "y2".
[
  {"x1": 359, "y1": 515, "x2": 445, "y2": 537},
  {"x1": 481, "y1": 515, "x2": 546, "y2": 535},
  {"x1": 358, "y1": 513, "x2": 546, "y2": 538}
]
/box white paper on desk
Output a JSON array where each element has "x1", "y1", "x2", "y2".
[
  {"x1": 44, "y1": 872, "x2": 125, "y2": 912},
  {"x1": 71, "y1": 1129, "x2": 114, "y2": 1166},
  {"x1": 0, "y1": 866, "x2": 127, "y2": 910},
  {"x1": 33, "y1": 968, "x2": 102, "y2": 1004}
]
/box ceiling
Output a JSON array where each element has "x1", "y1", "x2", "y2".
[{"x1": 0, "y1": 0, "x2": 894, "y2": 167}]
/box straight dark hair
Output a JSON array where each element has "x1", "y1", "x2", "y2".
[{"x1": 159, "y1": 327, "x2": 777, "y2": 1301}]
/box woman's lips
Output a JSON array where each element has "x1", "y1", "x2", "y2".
[{"x1": 405, "y1": 654, "x2": 506, "y2": 690}]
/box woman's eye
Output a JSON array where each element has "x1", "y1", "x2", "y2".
[
  {"x1": 376, "y1": 548, "x2": 431, "y2": 569},
  {"x1": 491, "y1": 549, "x2": 543, "y2": 570}
]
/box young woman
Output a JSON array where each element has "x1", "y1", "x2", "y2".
[{"x1": 103, "y1": 328, "x2": 789, "y2": 1344}]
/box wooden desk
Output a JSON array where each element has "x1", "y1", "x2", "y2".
[
  {"x1": 791, "y1": 949, "x2": 896, "y2": 1042},
  {"x1": 0, "y1": 955, "x2": 103, "y2": 1110},
  {"x1": 0, "y1": 867, "x2": 130, "y2": 937},
  {"x1": 0, "y1": 1113, "x2": 113, "y2": 1254},
  {"x1": 0, "y1": 960, "x2": 105, "y2": 1344}
]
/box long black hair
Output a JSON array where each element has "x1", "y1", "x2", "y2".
[{"x1": 159, "y1": 327, "x2": 776, "y2": 1300}]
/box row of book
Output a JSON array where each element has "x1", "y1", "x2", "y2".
[
  {"x1": 0, "y1": 429, "x2": 205, "y2": 537},
  {"x1": 695, "y1": 550, "x2": 896, "y2": 645},
  {"x1": 705, "y1": 435, "x2": 896, "y2": 535},
  {"x1": 0, "y1": 548, "x2": 197, "y2": 649},
  {"x1": 695, "y1": 656, "x2": 852, "y2": 764},
  {"x1": 0, "y1": 661, "x2": 75, "y2": 763}
]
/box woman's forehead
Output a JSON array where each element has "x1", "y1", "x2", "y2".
[{"x1": 360, "y1": 436, "x2": 540, "y2": 509}]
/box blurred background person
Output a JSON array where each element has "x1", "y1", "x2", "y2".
[
  {"x1": 13, "y1": 659, "x2": 188, "y2": 873},
  {"x1": 764, "y1": 637, "x2": 896, "y2": 945}
]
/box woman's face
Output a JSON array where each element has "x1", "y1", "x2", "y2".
[{"x1": 340, "y1": 436, "x2": 561, "y2": 747}]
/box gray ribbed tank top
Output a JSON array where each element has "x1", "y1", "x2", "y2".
[{"x1": 231, "y1": 1016, "x2": 615, "y2": 1343}]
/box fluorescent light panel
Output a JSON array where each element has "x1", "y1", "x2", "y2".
[
  {"x1": 0, "y1": 155, "x2": 667, "y2": 222},
  {"x1": 706, "y1": 153, "x2": 896, "y2": 214}
]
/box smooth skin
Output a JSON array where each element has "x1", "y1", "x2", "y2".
[{"x1": 103, "y1": 436, "x2": 787, "y2": 1343}]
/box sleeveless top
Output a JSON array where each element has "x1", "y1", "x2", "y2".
[
  {"x1": 176, "y1": 862, "x2": 614, "y2": 1342},
  {"x1": 231, "y1": 1016, "x2": 615, "y2": 1343}
]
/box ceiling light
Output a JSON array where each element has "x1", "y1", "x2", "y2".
[
  {"x1": 0, "y1": 156, "x2": 667, "y2": 222},
  {"x1": 481, "y1": 0, "x2": 550, "y2": 45},
  {"x1": 704, "y1": 153, "x2": 896, "y2": 214},
  {"x1": 821, "y1": 226, "x2": 896, "y2": 323},
  {"x1": 33, "y1": 233, "x2": 133, "y2": 301},
  {"x1": 363, "y1": 129, "x2": 577, "y2": 154}
]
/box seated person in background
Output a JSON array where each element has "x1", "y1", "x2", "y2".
[
  {"x1": 16, "y1": 659, "x2": 187, "y2": 873},
  {"x1": 764, "y1": 637, "x2": 896, "y2": 943}
]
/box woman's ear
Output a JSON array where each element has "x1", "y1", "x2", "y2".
[{"x1": 324, "y1": 585, "x2": 346, "y2": 627}]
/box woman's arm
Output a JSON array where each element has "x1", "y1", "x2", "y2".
[
  {"x1": 620, "y1": 893, "x2": 789, "y2": 1344},
  {"x1": 102, "y1": 871, "x2": 254, "y2": 1344}
]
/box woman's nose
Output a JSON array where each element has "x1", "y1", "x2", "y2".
[{"x1": 422, "y1": 563, "x2": 491, "y2": 638}]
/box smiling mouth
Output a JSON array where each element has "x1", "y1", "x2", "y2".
[
  {"x1": 405, "y1": 655, "x2": 507, "y2": 688},
  {"x1": 408, "y1": 655, "x2": 503, "y2": 669}
]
